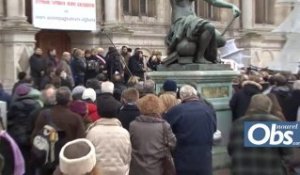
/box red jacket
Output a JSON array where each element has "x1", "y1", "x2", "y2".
[{"x1": 86, "y1": 102, "x2": 101, "y2": 122}]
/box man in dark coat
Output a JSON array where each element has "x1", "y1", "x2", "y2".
[
  {"x1": 31, "y1": 87, "x2": 85, "y2": 175},
  {"x1": 164, "y1": 85, "x2": 216, "y2": 175},
  {"x1": 29, "y1": 48, "x2": 46, "y2": 89},
  {"x1": 128, "y1": 51, "x2": 145, "y2": 80},
  {"x1": 230, "y1": 80, "x2": 262, "y2": 121},
  {"x1": 85, "y1": 50, "x2": 100, "y2": 82},
  {"x1": 106, "y1": 47, "x2": 124, "y2": 80},
  {"x1": 118, "y1": 88, "x2": 140, "y2": 130},
  {"x1": 97, "y1": 81, "x2": 121, "y2": 117},
  {"x1": 71, "y1": 49, "x2": 86, "y2": 86}
]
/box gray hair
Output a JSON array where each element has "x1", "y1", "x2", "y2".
[
  {"x1": 42, "y1": 86, "x2": 57, "y2": 106},
  {"x1": 143, "y1": 79, "x2": 155, "y2": 94},
  {"x1": 180, "y1": 85, "x2": 197, "y2": 100}
]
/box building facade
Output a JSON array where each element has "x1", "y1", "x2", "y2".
[{"x1": 0, "y1": 0, "x2": 292, "y2": 88}]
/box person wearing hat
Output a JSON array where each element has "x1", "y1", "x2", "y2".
[
  {"x1": 82, "y1": 88, "x2": 101, "y2": 122},
  {"x1": 97, "y1": 81, "x2": 121, "y2": 117},
  {"x1": 161, "y1": 80, "x2": 178, "y2": 97},
  {"x1": 86, "y1": 87, "x2": 131, "y2": 175},
  {"x1": 7, "y1": 84, "x2": 42, "y2": 174},
  {"x1": 72, "y1": 85, "x2": 86, "y2": 101},
  {"x1": 53, "y1": 139, "x2": 100, "y2": 175}
]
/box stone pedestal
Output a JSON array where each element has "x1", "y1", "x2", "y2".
[
  {"x1": 147, "y1": 64, "x2": 239, "y2": 172},
  {"x1": 149, "y1": 64, "x2": 239, "y2": 144}
]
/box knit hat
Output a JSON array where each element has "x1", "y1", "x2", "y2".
[
  {"x1": 70, "y1": 101, "x2": 87, "y2": 117},
  {"x1": 72, "y1": 86, "x2": 86, "y2": 96},
  {"x1": 15, "y1": 84, "x2": 31, "y2": 96},
  {"x1": 163, "y1": 80, "x2": 177, "y2": 92},
  {"x1": 101, "y1": 81, "x2": 114, "y2": 94},
  {"x1": 59, "y1": 139, "x2": 96, "y2": 175},
  {"x1": 248, "y1": 94, "x2": 272, "y2": 114},
  {"x1": 72, "y1": 86, "x2": 86, "y2": 100},
  {"x1": 82, "y1": 88, "x2": 96, "y2": 102}
]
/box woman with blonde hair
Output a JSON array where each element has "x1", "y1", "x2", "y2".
[
  {"x1": 159, "y1": 93, "x2": 179, "y2": 114},
  {"x1": 129, "y1": 94, "x2": 176, "y2": 175}
]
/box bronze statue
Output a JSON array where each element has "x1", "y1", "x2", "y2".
[{"x1": 165, "y1": 0, "x2": 240, "y2": 65}]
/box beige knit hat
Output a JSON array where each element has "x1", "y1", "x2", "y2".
[{"x1": 59, "y1": 139, "x2": 96, "y2": 175}]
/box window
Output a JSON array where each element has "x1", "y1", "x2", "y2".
[
  {"x1": 123, "y1": 0, "x2": 156, "y2": 17},
  {"x1": 255, "y1": 0, "x2": 275, "y2": 24},
  {"x1": 195, "y1": 0, "x2": 220, "y2": 21}
]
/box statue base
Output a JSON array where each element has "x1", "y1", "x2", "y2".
[{"x1": 147, "y1": 64, "x2": 239, "y2": 173}]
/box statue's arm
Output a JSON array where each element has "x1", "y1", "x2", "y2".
[{"x1": 204, "y1": 0, "x2": 240, "y2": 17}]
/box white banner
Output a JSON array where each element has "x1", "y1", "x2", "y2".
[{"x1": 32, "y1": 0, "x2": 96, "y2": 31}]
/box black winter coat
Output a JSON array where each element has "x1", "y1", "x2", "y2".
[
  {"x1": 128, "y1": 56, "x2": 144, "y2": 80},
  {"x1": 85, "y1": 56, "x2": 100, "y2": 81},
  {"x1": 97, "y1": 93, "x2": 121, "y2": 118},
  {"x1": 106, "y1": 53, "x2": 124, "y2": 80},
  {"x1": 71, "y1": 57, "x2": 86, "y2": 85},
  {"x1": 271, "y1": 86, "x2": 292, "y2": 120},
  {"x1": 29, "y1": 54, "x2": 46, "y2": 78},
  {"x1": 118, "y1": 104, "x2": 140, "y2": 131},
  {"x1": 7, "y1": 96, "x2": 41, "y2": 146},
  {"x1": 230, "y1": 82, "x2": 261, "y2": 121}
]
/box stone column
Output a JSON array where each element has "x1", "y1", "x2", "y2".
[
  {"x1": 5, "y1": 0, "x2": 28, "y2": 25},
  {"x1": 242, "y1": 0, "x2": 253, "y2": 29},
  {"x1": 105, "y1": 0, "x2": 117, "y2": 24}
]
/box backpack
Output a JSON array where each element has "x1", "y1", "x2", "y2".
[
  {"x1": 31, "y1": 109, "x2": 65, "y2": 169},
  {"x1": 86, "y1": 59, "x2": 99, "y2": 72}
]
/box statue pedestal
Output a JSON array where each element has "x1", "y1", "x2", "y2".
[{"x1": 147, "y1": 64, "x2": 239, "y2": 172}]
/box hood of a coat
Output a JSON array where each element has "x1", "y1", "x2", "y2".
[
  {"x1": 242, "y1": 81, "x2": 262, "y2": 96},
  {"x1": 87, "y1": 103, "x2": 97, "y2": 113},
  {"x1": 135, "y1": 115, "x2": 164, "y2": 123},
  {"x1": 93, "y1": 118, "x2": 122, "y2": 127}
]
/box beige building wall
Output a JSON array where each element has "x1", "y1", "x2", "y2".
[{"x1": 0, "y1": 0, "x2": 292, "y2": 89}]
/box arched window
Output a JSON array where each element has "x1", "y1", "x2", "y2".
[
  {"x1": 194, "y1": 0, "x2": 220, "y2": 21},
  {"x1": 123, "y1": 0, "x2": 156, "y2": 17},
  {"x1": 255, "y1": 0, "x2": 275, "y2": 24}
]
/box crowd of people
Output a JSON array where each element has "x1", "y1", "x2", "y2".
[
  {"x1": 28, "y1": 46, "x2": 162, "y2": 90},
  {"x1": 229, "y1": 71, "x2": 300, "y2": 175},
  {"x1": 0, "y1": 45, "x2": 299, "y2": 175}
]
